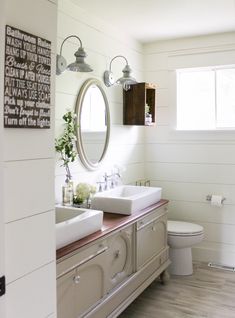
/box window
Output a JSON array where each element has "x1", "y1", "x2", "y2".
[{"x1": 177, "y1": 66, "x2": 235, "y2": 130}]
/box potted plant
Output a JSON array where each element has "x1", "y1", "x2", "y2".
[
  {"x1": 55, "y1": 110, "x2": 77, "y2": 205},
  {"x1": 73, "y1": 183, "x2": 97, "y2": 207}
]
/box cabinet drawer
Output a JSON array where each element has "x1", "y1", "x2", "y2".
[
  {"x1": 57, "y1": 238, "x2": 108, "y2": 279},
  {"x1": 136, "y1": 205, "x2": 168, "y2": 230}
]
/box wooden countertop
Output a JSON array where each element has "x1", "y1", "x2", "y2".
[{"x1": 56, "y1": 199, "x2": 168, "y2": 260}]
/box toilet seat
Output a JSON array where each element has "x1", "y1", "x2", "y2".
[{"x1": 168, "y1": 220, "x2": 203, "y2": 236}]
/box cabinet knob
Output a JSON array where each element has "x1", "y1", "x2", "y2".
[
  {"x1": 114, "y1": 250, "x2": 120, "y2": 259},
  {"x1": 73, "y1": 275, "x2": 80, "y2": 284}
]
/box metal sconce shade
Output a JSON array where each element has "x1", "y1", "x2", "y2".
[
  {"x1": 56, "y1": 35, "x2": 93, "y2": 75},
  {"x1": 116, "y1": 64, "x2": 137, "y2": 91},
  {"x1": 67, "y1": 47, "x2": 93, "y2": 72},
  {"x1": 103, "y1": 55, "x2": 137, "y2": 90}
]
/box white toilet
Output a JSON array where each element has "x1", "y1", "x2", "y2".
[{"x1": 167, "y1": 220, "x2": 204, "y2": 275}]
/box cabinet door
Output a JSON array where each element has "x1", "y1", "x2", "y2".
[
  {"x1": 136, "y1": 214, "x2": 167, "y2": 269},
  {"x1": 57, "y1": 248, "x2": 107, "y2": 318},
  {"x1": 107, "y1": 226, "x2": 133, "y2": 290}
]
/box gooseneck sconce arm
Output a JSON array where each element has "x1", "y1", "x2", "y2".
[
  {"x1": 56, "y1": 35, "x2": 93, "y2": 75},
  {"x1": 103, "y1": 55, "x2": 137, "y2": 91}
]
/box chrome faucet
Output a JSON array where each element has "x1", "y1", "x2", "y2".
[
  {"x1": 96, "y1": 181, "x2": 104, "y2": 192},
  {"x1": 102, "y1": 170, "x2": 122, "y2": 191},
  {"x1": 103, "y1": 173, "x2": 109, "y2": 191}
]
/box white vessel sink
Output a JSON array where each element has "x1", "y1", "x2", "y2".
[
  {"x1": 56, "y1": 206, "x2": 103, "y2": 249},
  {"x1": 91, "y1": 185, "x2": 162, "y2": 215}
]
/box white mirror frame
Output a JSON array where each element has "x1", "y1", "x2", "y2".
[{"x1": 75, "y1": 78, "x2": 110, "y2": 171}]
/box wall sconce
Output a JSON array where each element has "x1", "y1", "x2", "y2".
[
  {"x1": 103, "y1": 55, "x2": 137, "y2": 91},
  {"x1": 56, "y1": 35, "x2": 93, "y2": 75}
]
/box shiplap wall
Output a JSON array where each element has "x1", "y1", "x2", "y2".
[
  {"x1": 55, "y1": 0, "x2": 145, "y2": 203},
  {"x1": 144, "y1": 32, "x2": 235, "y2": 266},
  {"x1": 0, "y1": 1, "x2": 6, "y2": 316},
  {"x1": 0, "y1": 0, "x2": 57, "y2": 317}
]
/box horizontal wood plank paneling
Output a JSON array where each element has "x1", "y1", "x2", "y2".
[
  {"x1": 168, "y1": 49, "x2": 235, "y2": 70},
  {"x1": 2, "y1": 1, "x2": 57, "y2": 317},
  {"x1": 144, "y1": 70, "x2": 169, "y2": 88},
  {"x1": 151, "y1": 180, "x2": 235, "y2": 205},
  {"x1": 6, "y1": 262, "x2": 56, "y2": 318},
  {"x1": 193, "y1": 244, "x2": 235, "y2": 267},
  {"x1": 168, "y1": 201, "x2": 235, "y2": 225},
  {"x1": 55, "y1": 1, "x2": 145, "y2": 204},
  {"x1": 55, "y1": 92, "x2": 77, "y2": 120},
  {"x1": 55, "y1": 144, "x2": 145, "y2": 176},
  {"x1": 4, "y1": 159, "x2": 55, "y2": 222},
  {"x1": 155, "y1": 107, "x2": 170, "y2": 125},
  {"x1": 6, "y1": 0, "x2": 57, "y2": 53},
  {"x1": 146, "y1": 143, "x2": 235, "y2": 164},
  {"x1": 5, "y1": 211, "x2": 55, "y2": 283},
  {"x1": 146, "y1": 162, "x2": 235, "y2": 185},
  {"x1": 201, "y1": 222, "x2": 235, "y2": 245},
  {"x1": 156, "y1": 88, "x2": 169, "y2": 106},
  {"x1": 58, "y1": 0, "x2": 143, "y2": 56},
  {"x1": 145, "y1": 34, "x2": 235, "y2": 266}
]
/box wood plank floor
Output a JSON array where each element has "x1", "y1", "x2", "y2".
[{"x1": 118, "y1": 262, "x2": 235, "y2": 318}]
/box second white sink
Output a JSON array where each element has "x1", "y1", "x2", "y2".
[
  {"x1": 56, "y1": 206, "x2": 103, "y2": 249},
  {"x1": 91, "y1": 185, "x2": 162, "y2": 215}
]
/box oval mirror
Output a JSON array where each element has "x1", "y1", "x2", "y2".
[{"x1": 75, "y1": 78, "x2": 110, "y2": 170}]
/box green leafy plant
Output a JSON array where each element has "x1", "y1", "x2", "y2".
[{"x1": 55, "y1": 111, "x2": 78, "y2": 182}]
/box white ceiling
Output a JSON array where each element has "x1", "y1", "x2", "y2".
[{"x1": 71, "y1": 0, "x2": 235, "y2": 43}]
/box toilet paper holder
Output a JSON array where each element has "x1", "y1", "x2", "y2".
[{"x1": 206, "y1": 195, "x2": 226, "y2": 203}]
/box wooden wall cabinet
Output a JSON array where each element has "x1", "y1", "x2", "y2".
[{"x1": 123, "y1": 82, "x2": 156, "y2": 126}]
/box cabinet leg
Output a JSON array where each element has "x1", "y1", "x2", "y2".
[{"x1": 160, "y1": 270, "x2": 170, "y2": 285}]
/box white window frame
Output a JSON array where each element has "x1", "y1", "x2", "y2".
[{"x1": 176, "y1": 65, "x2": 235, "y2": 131}]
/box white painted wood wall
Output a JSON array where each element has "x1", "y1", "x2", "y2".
[
  {"x1": 144, "y1": 32, "x2": 235, "y2": 266},
  {"x1": 55, "y1": 0, "x2": 145, "y2": 203},
  {"x1": 0, "y1": 0, "x2": 57, "y2": 317}
]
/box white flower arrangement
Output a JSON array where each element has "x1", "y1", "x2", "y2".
[{"x1": 73, "y1": 183, "x2": 96, "y2": 205}]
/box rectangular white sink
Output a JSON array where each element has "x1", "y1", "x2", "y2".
[
  {"x1": 56, "y1": 206, "x2": 103, "y2": 249},
  {"x1": 91, "y1": 185, "x2": 162, "y2": 215}
]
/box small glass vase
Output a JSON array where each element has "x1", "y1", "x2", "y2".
[{"x1": 62, "y1": 180, "x2": 74, "y2": 206}]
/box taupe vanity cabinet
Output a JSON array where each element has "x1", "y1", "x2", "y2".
[{"x1": 56, "y1": 200, "x2": 170, "y2": 318}]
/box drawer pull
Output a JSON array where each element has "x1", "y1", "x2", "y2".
[
  {"x1": 57, "y1": 246, "x2": 108, "y2": 279},
  {"x1": 73, "y1": 275, "x2": 80, "y2": 284}
]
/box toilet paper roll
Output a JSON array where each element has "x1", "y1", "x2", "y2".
[{"x1": 211, "y1": 195, "x2": 223, "y2": 207}]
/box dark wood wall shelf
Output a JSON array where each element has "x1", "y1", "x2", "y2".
[{"x1": 123, "y1": 82, "x2": 156, "y2": 126}]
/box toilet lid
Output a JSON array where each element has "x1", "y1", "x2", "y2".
[{"x1": 168, "y1": 220, "x2": 204, "y2": 235}]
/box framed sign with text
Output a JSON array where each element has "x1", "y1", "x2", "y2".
[{"x1": 4, "y1": 25, "x2": 51, "y2": 128}]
